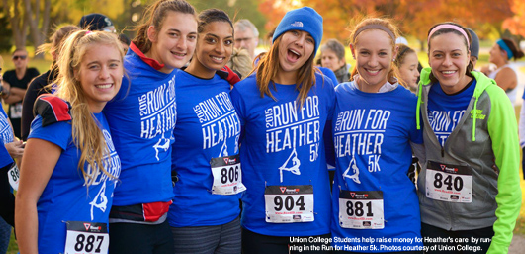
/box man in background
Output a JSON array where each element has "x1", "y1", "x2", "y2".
[{"x1": 234, "y1": 19, "x2": 259, "y2": 59}]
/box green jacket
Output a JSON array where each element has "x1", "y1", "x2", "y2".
[{"x1": 416, "y1": 68, "x2": 521, "y2": 254}]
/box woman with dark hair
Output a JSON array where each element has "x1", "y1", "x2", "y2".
[
  {"x1": 168, "y1": 8, "x2": 243, "y2": 254},
  {"x1": 102, "y1": 0, "x2": 198, "y2": 253},
  {"x1": 486, "y1": 37, "x2": 524, "y2": 106},
  {"x1": 417, "y1": 22, "x2": 521, "y2": 253},
  {"x1": 231, "y1": 7, "x2": 335, "y2": 254}
]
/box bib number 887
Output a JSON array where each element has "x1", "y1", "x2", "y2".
[
  {"x1": 433, "y1": 172, "x2": 463, "y2": 191},
  {"x1": 74, "y1": 234, "x2": 105, "y2": 253},
  {"x1": 274, "y1": 196, "x2": 305, "y2": 211},
  {"x1": 345, "y1": 200, "x2": 373, "y2": 217},
  {"x1": 220, "y1": 165, "x2": 239, "y2": 184}
]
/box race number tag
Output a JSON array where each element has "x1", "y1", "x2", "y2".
[
  {"x1": 425, "y1": 161, "x2": 472, "y2": 202},
  {"x1": 64, "y1": 221, "x2": 109, "y2": 254},
  {"x1": 338, "y1": 190, "x2": 384, "y2": 229},
  {"x1": 211, "y1": 154, "x2": 246, "y2": 195},
  {"x1": 264, "y1": 185, "x2": 314, "y2": 223},
  {"x1": 10, "y1": 102, "x2": 22, "y2": 118},
  {"x1": 7, "y1": 163, "x2": 19, "y2": 191}
]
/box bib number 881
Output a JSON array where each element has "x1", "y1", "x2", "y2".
[
  {"x1": 74, "y1": 234, "x2": 105, "y2": 253},
  {"x1": 345, "y1": 200, "x2": 373, "y2": 217}
]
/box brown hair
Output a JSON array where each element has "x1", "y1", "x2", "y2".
[
  {"x1": 348, "y1": 18, "x2": 398, "y2": 83},
  {"x1": 254, "y1": 34, "x2": 318, "y2": 108},
  {"x1": 393, "y1": 43, "x2": 416, "y2": 88},
  {"x1": 427, "y1": 22, "x2": 473, "y2": 84},
  {"x1": 37, "y1": 25, "x2": 80, "y2": 58},
  {"x1": 133, "y1": 0, "x2": 197, "y2": 54},
  {"x1": 54, "y1": 30, "x2": 125, "y2": 187},
  {"x1": 499, "y1": 38, "x2": 525, "y2": 61}
]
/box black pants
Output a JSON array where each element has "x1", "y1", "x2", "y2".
[
  {"x1": 109, "y1": 219, "x2": 174, "y2": 254},
  {"x1": 242, "y1": 227, "x2": 331, "y2": 254},
  {"x1": 421, "y1": 223, "x2": 493, "y2": 254}
]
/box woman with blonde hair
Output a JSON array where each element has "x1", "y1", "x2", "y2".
[
  {"x1": 330, "y1": 18, "x2": 423, "y2": 252},
  {"x1": 231, "y1": 7, "x2": 335, "y2": 254},
  {"x1": 15, "y1": 30, "x2": 123, "y2": 254}
]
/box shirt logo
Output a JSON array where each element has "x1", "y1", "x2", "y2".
[{"x1": 470, "y1": 109, "x2": 486, "y2": 120}]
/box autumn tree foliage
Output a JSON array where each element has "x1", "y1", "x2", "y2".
[
  {"x1": 503, "y1": 0, "x2": 525, "y2": 38},
  {"x1": 260, "y1": 0, "x2": 513, "y2": 49}
]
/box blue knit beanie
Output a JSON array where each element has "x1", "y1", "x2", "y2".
[{"x1": 272, "y1": 7, "x2": 323, "y2": 55}]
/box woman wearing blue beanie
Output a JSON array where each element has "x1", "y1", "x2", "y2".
[{"x1": 230, "y1": 7, "x2": 335, "y2": 254}]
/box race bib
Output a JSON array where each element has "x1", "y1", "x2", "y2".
[
  {"x1": 211, "y1": 154, "x2": 246, "y2": 195},
  {"x1": 7, "y1": 163, "x2": 19, "y2": 191},
  {"x1": 425, "y1": 161, "x2": 472, "y2": 202},
  {"x1": 10, "y1": 102, "x2": 22, "y2": 118},
  {"x1": 338, "y1": 190, "x2": 384, "y2": 229},
  {"x1": 64, "y1": 221, "x2": 109, "y2": 254},
  {"x1": 264, "y1": 185, "x2": 314, "y2": 223}
]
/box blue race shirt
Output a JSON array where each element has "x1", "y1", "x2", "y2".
[
  {"x1": 103, "y1": 47, "x2": 176, "y2": 205},
  {"x1": 230, "y1": 73, "x2": 335, "y2": 236},
  {"x1": 427, "y1": 80, "x2": 475, "y2": 146},
  {"x1": 168, "y1": 71, "x2": 242, "y2": 227},
  {"x1": 331, "y1": 82, "x2": 423, "y2": 252},
  {"x1": 28, "y1": 112, "x2": 121, "y2": 254},
  {"x1": 0, "y1": 107, "x2": 13, "y2": 168}
]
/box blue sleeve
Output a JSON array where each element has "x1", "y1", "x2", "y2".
[
  {"x1": 230, "y1": 87, "x2": 245, "y2": 126},
  {"x1": 410, "y1": 108, "x2": 424, "y2": 144},
  {"x1": 319, "y1": 67, "x2": 338, "y2": 86},
  {"x1": 326, "y1": 78, "x2": 336, "y2": 121},
  {"x1": 27, "y1": 116, "x2": 71, "y2": 150},
  {"x1": 0, "y1": 141, "x2": 13, "y2": 169}
]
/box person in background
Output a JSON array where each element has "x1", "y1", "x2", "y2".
[
  {"x1": 21, "y1": 26, "x2": 79, "y2": 141},
  {"x1": 118, "y1": 33, "x2": 131, "y2": 53},
  {"x1": 234, "y1": 19, "x2": 259, "y2": 59},
  {"x1": 102, "y1": 1, "x2": 198, "y2": 253},
  {"x1": 320, "y1": 38, "x2": 350, "y2": 83},
  {"x1": 394, "y1": 43, "x2": 419, "y2": 92},
  {"x1": 226, "y1": 47, "x2": 252, "y2": 79},
  {"x1": 467, "y1": 28, "x2": 480, "y2": 69},
  {"x1": 231, "y1": 7, "x2": 335, "y2": 254},
  {"x1": 485, "y1": 38, "x2": 524, "y2": 106},
  {"x1": 417, "y1": 22, "x2": 521, "y2": 254},
  {"x1": 2, "y1": 49, "x2": 40, "y2": 139},
  {"x1": 15, "y1": 29, "x2": 123, "y2": 254},
  {"x1": 78, "y1": 13, "x2": 116, "y2": 33}
]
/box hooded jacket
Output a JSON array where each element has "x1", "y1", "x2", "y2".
[{"x1": 416, "y1": 68, "x2": 521, "y2": 254}]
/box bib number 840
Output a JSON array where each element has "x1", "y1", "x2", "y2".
[{"x1": 433, "y1": 172, "x2": 463, "y2": 191}]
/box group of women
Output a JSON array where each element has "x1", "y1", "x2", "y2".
[{"x1": 4, "y1": 0, "x2": 521, "y2": 253}]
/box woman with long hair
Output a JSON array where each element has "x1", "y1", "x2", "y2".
[
  {"x1": 102, "y1": 0, "x2": 198, "y2": 253},
  {"x1": 330, "y1": 18, "x2": 424, "y2": 253},
  {"x1": 230, "y1": 7, "x2": 335, "y2": 254},
  {"x1": 394, "y1": 43, "x2": 419, "y2": 93},
  {"x1": 168, "y1": 9, "x2": 244, "y2": 253},
  {"x1": 417, "y1": 22, "x2": 521, "y2": 253},
  {"x1": 15, "y1": 30, "x2": 123, "y2": 254}
]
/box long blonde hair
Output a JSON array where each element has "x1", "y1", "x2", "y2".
[
  {"x1": 254, "y1": 35, "x2": 317, "y2": 108},
  {"x1": 54, "y1": 30, "x2": 124, "y2": 186}
]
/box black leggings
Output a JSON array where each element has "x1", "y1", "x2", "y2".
[
  {"x1": 421, "y1": 223, "x2": 493, "y2": 254},
  {"x1": 109, "y1": 219, "x2": 174, "y2": 254},
  {"x1": 241, "y1": 227, "x2": 331, "y2": 254}
]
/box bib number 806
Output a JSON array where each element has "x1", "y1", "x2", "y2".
[
  {"x1": 220, "y1": 165, "x2": 239, "y2": 184},
  {"x1": 74, "y1": 234, "x2": 105, "y2": 253}
]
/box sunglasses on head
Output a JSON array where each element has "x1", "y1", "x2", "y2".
[{"x1": 13, "y1": 55, "x2": 27, "y2": 60}]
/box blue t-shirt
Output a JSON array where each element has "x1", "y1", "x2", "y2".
[
  {"x1": 168, "y1": 71, "x2": 242, "y2": 227},
  {"x1": 103, "y1": 48, "x2": 176, "y2": 206},
  {"x1": 427, "y1": 80, "x2": 475, "y2": 147},
  {"x1": 319, "y1": 67, "x2": 339, "y2": 86},
  {"x1": 230, "y1": 73, "x2": 335, "y2": 236},
  {"x1": 331, "y1": 82, "x2": 423, "y2": 252},
  {"x1": 28, "y1": 112, "x2": 121, "y2": 254},
  {"x1": 0, "y1": 107, "x2": 14, "y2": 168}
]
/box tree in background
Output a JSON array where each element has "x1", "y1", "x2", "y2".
[{"x1": 503, "y1": 0, "x2": 525, "y2": 38}]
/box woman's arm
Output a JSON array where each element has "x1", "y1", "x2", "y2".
[
  {"x1": 494, "y1": 67, "x2": 517, "y2": 91},
  {"x1": 16, "y1": 138, "x2": 60, "y2": 254}
]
